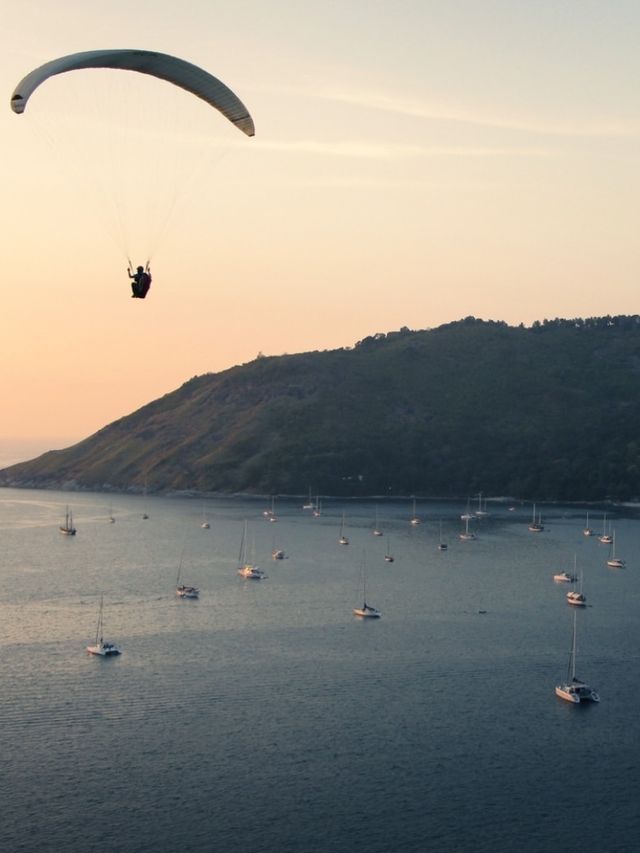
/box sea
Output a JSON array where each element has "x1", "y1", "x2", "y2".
[{"x1": 1, "y1": 488, "x2": 639, "y2": 853}]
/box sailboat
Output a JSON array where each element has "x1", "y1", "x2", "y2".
[
  {"x1": 598, "y1": 514, "x2": 613, "y2": 544},
  {"x1": 271, "y1": 528, "x2": 285, "y2": 560},
  {"x1": 59, "y1": 506, "x2": 77, "y2": 535},
  {"x1": 384, "y1": 537, "x2": 395, "y2": 562},
  {"x1": 437, "y1": 521, "x2": 448, "y2": 551},
  {"x1": 338, "y1": 512, "x2": 349, "y2": 545},
  {"x1": 528, "y1": 503, "x2": 544, "y2": 532},
  {"x1": 263, "y1": 496, "x2": 277, "y2": 521},
  {"x1": 555, "y1": 610, "x2": 599, "y2": 703},
  {"x1": 86, "y1": 595, "x2": 121, "y2": 656},
  {"x1": 175, "y1": 546, "x2": 199, "y2": 598},
  {"x1": 353, "y1": 552, "x2": 381, "y2": 618},
  {"x1": 554, "y1": 555, "x2": 578, "y2": 584},
  {"x1": 107, "y1": 502, "x2": 116, "y2": 524},
  {"x1": 583, "y1": 511, "x2": 593, "y2": 537},
  {"x1": 372, "y1": 505, "x2": 383, "y2": 536},
  {"x1": 312, "y1": 496, "x2": 322, "y2": 517},
  {"x1": 566, "y1": 569, "x2": 587, "y2": 607},
  {"x1": 459, "y1": 515, "x2": 476, "y2": 540},
  {"x1": 475, "y1": 492, "x2": 489, "y2": 517},
  {"x1": 302, "y1": 487, "x2": 314, "y2": 510},
  {"x1": 606, "y1": 530, "x2": 625, "y2": 568},
  {"x1": 460, "y1": 498, "x2": 473, "y2": 521},
  {"x1": 410, "y1": 498, "x2": 421, "y2": 526},
  {"x1": 237, "y1": 521, "x2": 267, "y2": 579},
  {"x1": 200, "y1": 503, "x2": 210, "y2": 529}
]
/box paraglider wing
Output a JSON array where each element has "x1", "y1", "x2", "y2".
[{"x1": 10, "y1": 49, "x2": 255, "y2": 137}]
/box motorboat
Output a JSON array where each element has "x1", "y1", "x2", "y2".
[
  {"x1": 553, "y1": 571, "x2": 576, "y2": 583},
  {"x1": 176, "y1": 584, "x2": 199, "y2": 599}
]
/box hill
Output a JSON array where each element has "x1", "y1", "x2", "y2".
[{"x1": 3, "y1": 316, "x2": 640, "y2": 501}]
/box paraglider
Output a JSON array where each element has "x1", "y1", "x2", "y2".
[
  {"x1": 128, "y1": 263, "x2": 152, "y2": 299},
  {"x1": 10, "y1": 49, "x2": 254, "y2": 300},
  {"x1": 10, "y1": 49, "x2": 255, "y2": 136}
]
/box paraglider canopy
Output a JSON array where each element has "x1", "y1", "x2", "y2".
[{"x1": 10, "y1": 49, "x2": 255, "y2": 137}]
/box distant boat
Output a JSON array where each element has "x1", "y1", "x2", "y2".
[
  {"x1": 566, "y1": 569, "x2": 586, "y2": 607},
  {"x1": 459, "y1": 515, "x2": 476, "y2": 540},
  {"x1": 598, "y1": 514, "x2": 613, "y2": 545},
  {"x1": 475, "y1": 492, "x2": 489, "y2": 518},
  {"x1": 107, "y1": 502, "x2": 116, "y2": 524},
  {"x1": 528, "y1": 503, "x2": 544, "y2": 533},
  {"x1": 372, "y1": 505, "x2": 383, "y2": 536},
  {"x1": 142, "y1": 478, "x2": 149, "y2": 520},
  {"x1": 175, "y1": 547, "x2": 199, "y2": 598},
  {"x1": 555, "y1": 609, "x2": 599, "y2": 704},
  {"x1": 271, "y1": 530, "x2": 285, "y2": 560},
  {"x1": 263, "y1": 496, "x2": 277, "y2": 521},
  {"x1": 237, "y1": 520, "x2": 267, "y2": 579},
  {"x1": 86, "y1": 595, "x2": 120, "y2": 656},
  {"x1": 200, "y1": 503, "x2": 210, "y2": 529},
  {"x1": 384, "y1": 538, "x2": 395, "y2": 563},
  {"x1": 312, "y1": 496, "x2": 322, "y2": 517},
  {"x1": 338, "y1": 512, "x2": 349, "y2": 545},
  {"x1": 302, "y1": 488, "x2": 314, "y2": 510},
  {"x1": 583, "y1": 511, "x2": 593, "y2": 537},
  {"x1": 606, "y1": 530, "x2": 625, "y2": 569},
  {"x1": 460, "y1": 498, "x2": 473, "y2": 521},
  {"x1": 353, "y1": 552, "x2": 381, "y2": 618},
  {"x1": 554, "y1": 555, "x2": 577, "y2": 584},
  {"x1": 59, "y1": 506, "x2": 76, "y2": 536},
  {"x1": 437, "y1": 521, "x2": 448, "y2": 551},
  {"x1": 410, "y1": 498, "x2": 421, "y2": 526}
]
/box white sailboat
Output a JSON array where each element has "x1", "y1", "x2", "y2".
[
  {"x1": 528, "y1": 503, "x2": 544, "y2": 532},
  {"x1": 200, "y1": 503, "x2": 210, "y2": 529},
  {"x1": 59, "y1": 506, "x2": 77, "y2": 535},
  {"x1": 554, "y1": 555, "x2": 577, "y2": 584},
  {"x1": 410, "y1": 498, "x2": 421, "y2": 526},
  {"x1": 86, "y1": 595, "x2": 121, "y2": 656},
  {"x1": 107, "y1": 502, "x2": 116, "y2": 524},
  {"x1": 475, "y1": 492, "x2": 489, "y2": 517},
  {"x1": 237, "y1": 521, "x2": 267, "y2": 579},
  {"x1": 372, "y1": 505, "x2": 383, "y2": 536},
  {"x1": 302, "y1": 487, "x2": 314, "y2": 510},
  {"x1": 566, "y1": 569, "x2": 587, "y2": 607},
  {"x1": 353, "y1": 552, "x2": 381, "y2": 618},
  {"x1": 338, "y1": 512, "x2": 349, "y2": 545},
  {"x1": 460, "y1": 498, "x2": 473, "y2": 521},
  {"x1": 555, "y1": 609, "x2": 599, "y2": 704},
  {"x1": 598, "y1": 513, "x2": 613, "y2": 544},
  {"x1": 459, "y1": 515, "x2": 476, "y2": 540},
  {"x1": 583, "y1": 511, "x2": 593, "y2": 537},
  {"x1": 312, "y1": 496, "x2": 322, "y2": 517},
  {"x1": 606, "y1": 530, "x2": 625, "y2": 568},
  {"x1": 384, "y1": 538, "x2": 395, "y2": 563}
]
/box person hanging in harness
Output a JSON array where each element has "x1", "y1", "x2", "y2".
[{"x1": 128, "y1": 263, "x2": 152, "y2": 299}]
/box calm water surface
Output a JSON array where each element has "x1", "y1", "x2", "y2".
[{"x1": 1, "y1": 489, "x2": 639, "y2": 853}]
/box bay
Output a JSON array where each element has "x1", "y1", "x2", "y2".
[{"x1": 1, "y1": 488, "x2": 639, "y2": 853}]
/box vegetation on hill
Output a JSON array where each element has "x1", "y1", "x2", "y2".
[{"x1": 3, "y1": 316, "x2": 640, "y2": 501}]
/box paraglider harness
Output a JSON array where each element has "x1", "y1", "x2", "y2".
[{"x1": 128, "y1": 261, "x2": 151, "y2": 299}]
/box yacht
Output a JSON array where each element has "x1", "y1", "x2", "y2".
[
  {"x1": 598, "y1": 514, "x2": 613, "y2": 544},
  {"x1": 555, "y1": 610, "x2": 599, "y2": 704},
  {"x1": 271, "y1": 548, "x2": 285, "y2": 560},
  {"x1": 353, "y1": 603, "x2": 382, "y2": 619},
  {"x1": 553, "y1": 571, "x2": 576, "y2": 583},
  {"x1": 528, "y1": 504, "x2": 544, "y2": 532},
  {"x1": 338, "y1": 512, "x2": 349, "y2": 545},
  {"x1": 410, "y1": 498, "x2": 421, "y2": 526},
  {"x1": 86, "y1": 596, "x2": 121, "y2": 656},
  {"x1": 237, "y1": 521, "x2": 267, "y2": 579},
  {"x1": 606, "y1": 530, "x2": 625, "y2": 568},
  {"x1": 583, "y1": 512, "x2": 593, "y2": 537},
  {"x1": 459, "y1": 516, "x2": 476, "y2": 540}
]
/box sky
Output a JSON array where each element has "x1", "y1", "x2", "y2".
[{"x1": 1, "y1": 0, "x2": 639, "y2": 461}]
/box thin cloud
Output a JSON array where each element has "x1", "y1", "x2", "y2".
[
  {"x1": 252, "y1": 138, "x2": 552, "y2": 160},
  {"x1": 252, "y1": 82, "x2": 640, "y2": 140}
]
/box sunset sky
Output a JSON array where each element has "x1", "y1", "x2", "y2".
[{"x1": 2, "y1": 0, "x2": 639, "y2": 462}]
